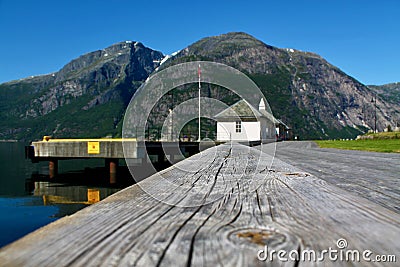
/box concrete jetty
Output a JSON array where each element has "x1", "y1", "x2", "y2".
[{"x1": 26, "y1": 137, "x2": 211, "y2": 182}]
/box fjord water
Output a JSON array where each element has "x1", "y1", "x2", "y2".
[{"x1": 0, "y1": 142, "x2": 122, "y2": 248}]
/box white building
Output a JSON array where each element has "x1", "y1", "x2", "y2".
[{"x1": 214, "y1": 98, "x2": 276, "y2": 145}]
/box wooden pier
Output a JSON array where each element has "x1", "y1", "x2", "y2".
[{"x1": 2, "y1": 143, "x2": 399, "y2": 266}]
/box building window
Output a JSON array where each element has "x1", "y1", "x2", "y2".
[{"x1": 235, "y1": 121, "x2": 241, "y2": 133}]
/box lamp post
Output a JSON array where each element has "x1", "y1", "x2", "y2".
[
  {"x1": 198, "y1": 64, "x2": 201, "y2": 142},
  {"x1": 371, "y1": 94, "x2": 377, "y2": 133},
  {"x1": 169, "y1": 91, "x2": 174, "y2": 141}
]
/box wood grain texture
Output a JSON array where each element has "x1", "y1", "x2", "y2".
[
  {"x1": 260, "y1": 141, "x2": 400, "y2": 214},
  {"x1": 1, "y1": 143, "x2": 399, "y2": 266}
]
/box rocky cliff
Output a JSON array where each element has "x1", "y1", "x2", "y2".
[
  {"x1": 0, "y1": 41, "x2": 163, "y2": 140},
  {"x1": 165, "y1": 32, "x2": 400, "y2": 139},
  {"x1": 369, "y1": 82, "x2": 400, "y2": 105}
]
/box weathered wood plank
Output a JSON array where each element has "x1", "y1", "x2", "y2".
[
  {"x1": 260, "y1": 141, "x2": 400, "y2": 213},
  {"x1": 0, "y1": 144, "x2": 399, "y2": 266}
]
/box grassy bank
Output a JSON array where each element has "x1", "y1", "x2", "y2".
[
  {"x1": 360, "y1": 131, "x2": 400, "y2": 139},
  {"x1": 315, "y1": 136, "x2": 400, "y2": 153},
  {"x1": 316, "y1": 132, "x2": 400, "y2": 153}
]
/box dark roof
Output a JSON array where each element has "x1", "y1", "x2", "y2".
[
  {"x1": 214, "y1": 99, "x2": 275, "y2": 123},
  {"x1": 214, "y1": 100, "x2": 261, "y2": 119},
  {"x1": 275, "y1": 118, "x2": 290, "y2": 129}
]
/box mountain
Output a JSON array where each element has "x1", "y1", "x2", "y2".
[
  {"x1": 0, "y1": 41, "x2": 163, "y2": 141},
  {"x1": 1, "y1": 32, "x2": 399, "y2": 141},
  {"x1": 369, "y1": 82, "x2": 400, "y2": 128},
  {"x1": 369, "y1": 82, "x2": 400, "y2": 105},
  {"x1": 165, "y1": 32, "x2": 400, "y2": 139}
]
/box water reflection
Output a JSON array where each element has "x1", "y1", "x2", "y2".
[
  {"x1": 33, "y1": 182, "x2": 117, "y2": 205},
  {"x1": 0, "y1": 142, "x2": 131, "y2": 248},
  {"x1": 0, "y1": 141, "x2": 173, "y2": 248},
  {"x1": 87, "y1": 189, "x2": 100, "y2": 204}
]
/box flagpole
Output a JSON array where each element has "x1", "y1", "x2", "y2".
[{"x1": 198, "y1": 64, "x2": 201, "y2": 142}]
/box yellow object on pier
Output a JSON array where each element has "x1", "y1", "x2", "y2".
[{"x1": 87, "y1": 141, "x2": 100, "y2": 154}]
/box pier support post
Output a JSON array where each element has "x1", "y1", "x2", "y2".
[
  {"x1": 106, "y1": 159, "x2": 118, "y2": 184},
  {"x1": 49, "y1": 159, "x2": 58, "y2": 179}
]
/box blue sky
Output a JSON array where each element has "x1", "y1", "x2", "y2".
[{"x1": 0, "y1": 0, "x2": 399, "y2": 85}]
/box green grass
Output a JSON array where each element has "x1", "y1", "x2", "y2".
[
  {"x1": 315, "y1": 139, "x2": 400, "y2": 153},
  {"x1": 362, "y1": 131, "x2": 400, "y2": 139}
]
